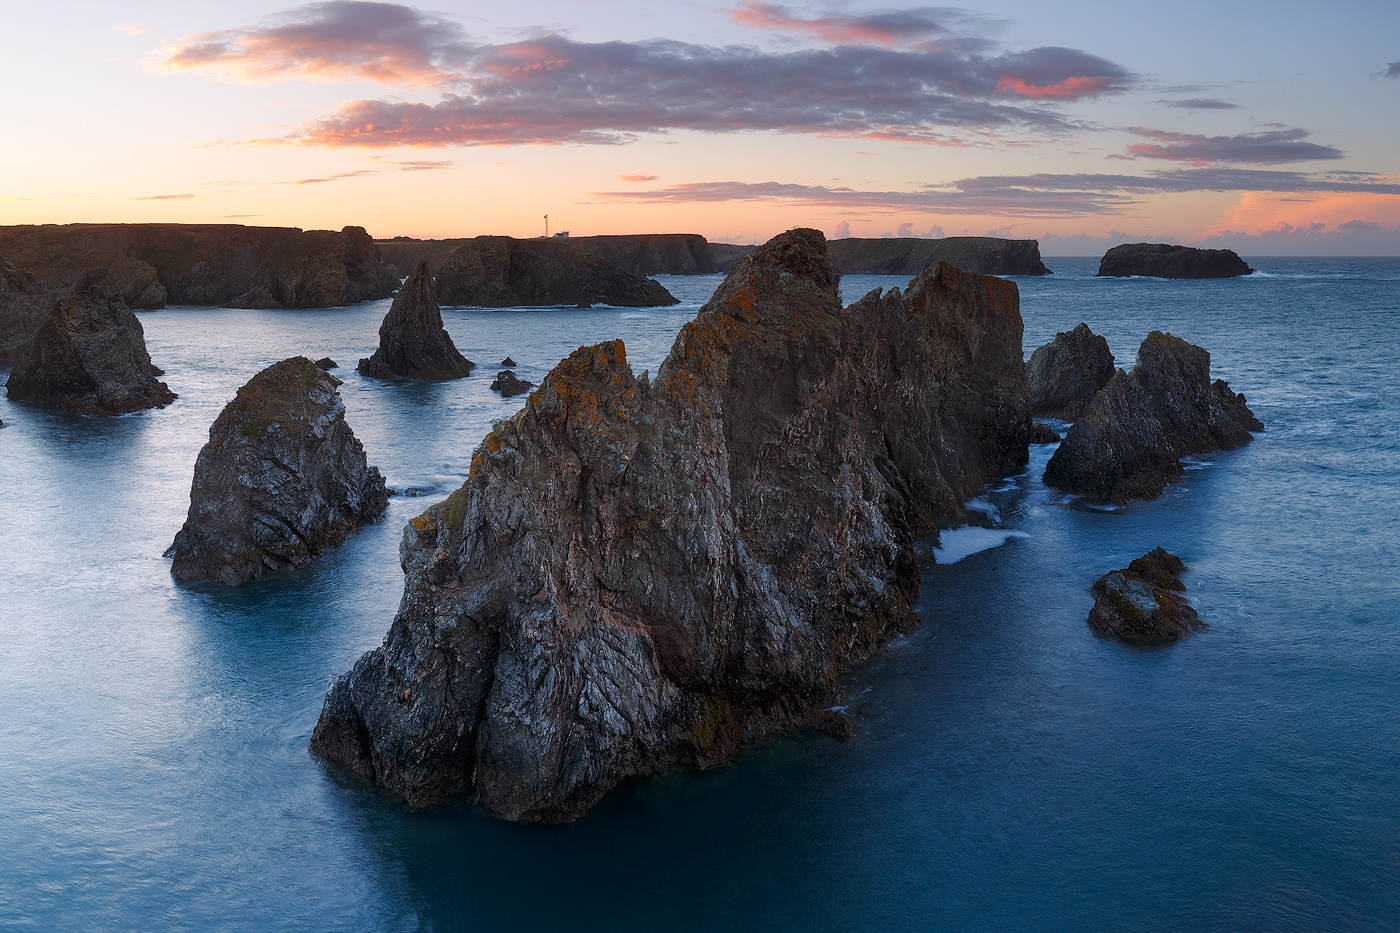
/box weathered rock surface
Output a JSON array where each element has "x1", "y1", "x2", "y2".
[
  {"x1": 1097, "y1": 243, "x2": 1253, "y2": 279},
  {"x1": 436, "y1": 237, "x2": 679, "y2": 308},
  {"x1": 1043, "y1": 331, "x2": 1262, "y2": 503},
  {"x1": 166, "y1": 357, "x2": 388, "y2": 585},
  {"x1": 1088, "y1": 547, "x2": 1205, "y2": 644},
  {"x1": 5, "y1": 288, "x2": 176, "y2": 414},
  {"x1": 1, "y1": 256, "x2": 55, "y2": 358},
  {"x1": 358, "y1": 261, "x2": 473, "y2": 380},
  {"x1": 828, "y1": 237, "x2": 1052, "y2": 276},
  {"x1": 1027, "y1": 322, "x2": 1116, "y2": 420},
  {"x1": 236, "y1": 226, "x2": 398, "y2": 309},
  {"x1": 310, "y1": 228, "x2": 1031, "y2": 821},
  {"x1": 489, "y1": 370, "x2": 533, "y2": 397}
]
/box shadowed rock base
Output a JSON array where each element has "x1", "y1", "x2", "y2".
[{"x1": 311, "y1": 228, "x2": 1032, "y2": 822}]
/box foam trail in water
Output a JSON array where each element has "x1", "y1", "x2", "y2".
[
  {"x1": 964, "y1": 498, "x2": 1002, "y2": 522},
  {"x1": 934, "y1": 527, "x2": 1030, "y2": 564}
]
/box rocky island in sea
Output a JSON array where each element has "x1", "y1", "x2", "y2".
[
  {"x1": 1088, "y1": 548, "x2": 1205, "y2": 644},
  {"x1": 310, "y1": 228, "x2": 1033, "y2": 821},
  {"x1": 167, "y1": 357, "x2": 389, "y2": 585},
  {"x1": 358, "y1": 261, "x2": 474, "y2": 381},
  {"x1": 1097, "y1": 243, "x2": 1254, "y2": 279}
]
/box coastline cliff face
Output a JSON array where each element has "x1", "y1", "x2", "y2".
[
  {"x1": 310, "y1": 228, "x2": 1030, "y2": 821},
  {"x1": 5, "y1": 288, "x2": 175, "y2": 414},
  {"x1": 239, "y1": 226, "x2": 399, "y2": 309},
  {"x1": 827, "y1": 237, "x2": 1052, "y2": 276},
  {"x1": 358, "y1": 261, "x2": 474, "y2": 380},
  {"x1": 436, "y1": 237, "x2": 679, "y2": 308},
  {"x1": 1097, "y1": 243, "x2": 1253, "y2": 279},
  {"x1": 568, "y1": 234, "x2": 720, "y2": 274},
  {"x1": 1043, "y1": 332, "x2": 1261, "y2": 503},
  {"x1": 166, "y1": 357, "x2": 388, "y2": 585},
  {"x1": 1, "y1": 257, "x2": 55, "y2": 359}
]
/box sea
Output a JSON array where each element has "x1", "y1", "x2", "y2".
[{"x1": 1, "y1": 256, "x2": 1397, "y2": 931}]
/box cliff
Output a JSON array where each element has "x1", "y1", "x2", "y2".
[
  {"x1": 0, "y1": 223, "x2": 397, "y2": 308},
  {"x1": 436, "y1": 237, "x2": 679, "y2": 308},
  {"x1": 1043, "y1": 331, "x2": 1262, "y2": 503},
  {"x1": 166, "y1": 357, "x2": 388, "y2": 585},
  {"x1": 358, "y1": 261, "x2": 473, "y2": 380},
  {"x1": 826, "y1": 237, "x2": 1052, "y2": 276},
  {"x1": 0, "y1": 256, "x2": 56, "y2": 358},
  {"x1": 1097, "y1": 243, "x2": 1254, "y2": 279},
  {"x1": 567, "y1": 234, "x2": 719, "y2": 274},
  {"x1": 310, "y1": 228, "x2": 1031, "y2": 821},
  {"x1": 5, "y1": 287, "x2": 176, "y2": 415}
]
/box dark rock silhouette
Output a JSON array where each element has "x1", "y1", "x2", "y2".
[
  {"x1": 1097, "y1": 243, "x2": 1253, "y2": 278},
  {"x1": 827, "y1": 236, "x2": 1052, "y2": 275},
  {"x1": 358, "y1": 261, "x2": 474, "y2": 380},
  {"x1": 315, "y1": 358, "x2": 338, "y2": 370},
  {"x1": 1027, "y1": 322, "x2": 1116, "y2": 420},
  {"x1": 234, "y1": 226, "x2": 398, "y2": 309},
  {"x1": 1, "y1": 256, "x2": 55, "y2": 358},
  {"x1": 489, "y1": 370, "x2": 533, "y2": 397},
  {"x1": 500, "y1": 357, "x2": 516, "y2": 367},
  {"x1": 1088, "y1": 548, "x2": 1205, "y2": 644},
  {"x1": 435, "y1": 237, "x2": 679, "y2": 308},
  {"x1": 166, "y1": 357, "x2": 388, "y2": 585},
  {"x1": 1029, "y1": 422, "x2": 1062, "y2": 444},
  {"x1": 1043, "y1": 331, "x2": 1262, "y2": 503},
  {"x1": 570, "y1": 234, "x2": 721, "y2": 274},
  {"x1": 5, "y1": 288, "x2": 175, "y2": 414},
  {"x1": 311, "y1": 228, "x2": 1031, "y2": 822}
]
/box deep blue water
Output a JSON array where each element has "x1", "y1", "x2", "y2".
[{"x1": 1, "y1": 258, "x2": 1397, "y2": 930}]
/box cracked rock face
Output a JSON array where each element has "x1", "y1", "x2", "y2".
[
  {"x1": 311, "y1": 228, "x2": 1031, "y2": 822},
  {"x1": 1026, "y1": 322, "x2": 1115, "y2": 421},
  {"x1": 358, "y1": 261, "x2": 473, "y2": 381},
  {"x1": 167, "y1": 356, "x2": 388, "y2": 585},
  {"x1": 1088, "y1": 547, "x2": 1205, "y2": 644},
  {"x1": 5, "y1": 287, "x2": 175, "y2": 414},
  {"x1": 1043, "y1": 331, "x2": 1262, "y2": 504}
]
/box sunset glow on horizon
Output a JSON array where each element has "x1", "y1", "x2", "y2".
[{"x1": 3, "y1": 0, "x2": 1397, "y2": 253}]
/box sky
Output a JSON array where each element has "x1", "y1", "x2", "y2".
[{"x1": 2, "y1": 0, "x2": 1397, "y2": 253}]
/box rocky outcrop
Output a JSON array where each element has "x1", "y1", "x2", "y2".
[
  {"x1": 1043, "y1": 332, "x2": 1262, "y2": 503},
  {"x1": 827, "y1": 237, "x2": 1052, "y2": 276},
  {"x1": 5, "y1": 288, "x2": 175, "y2": 414},
  {"x1": 489, "y1": 370, "x2": 532, "y2": 397},
  {"x1": 1029, "y1": 422, "x2": 1061, "y2": 444},
  {"x1": 357, "y1": 262, "x2": 473, "y2": 380},
  {"x1": 1097, "y1": 243, "x2": 1253, "y2": 278},
  {"x1": 236, "y1": 226, "x2": 398, "y2": 308},
  {"x1": 1026, "y1": 323, "x2": 1116, "y2": 420},
  {"x1": 310, "y1": 228, "x2": 1031, "y2": 822},
  {"x1": 1, "y1": 256, "x2": 55, "y2": 358},
  {"x1": 569, "y1": 234, "x2": 720, "y2": 274},
  {"x1": 436, "y1": 237, "x2": 679, "y2": 308},
  {"x1": 1088, "y1": 548, "x2": 1204, "y2": 644},
  {"x1": 166, "y1": 357, "x2": 388, "y2": 585}
]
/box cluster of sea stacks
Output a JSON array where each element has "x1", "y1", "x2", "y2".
[{"x1": 0, "y1": 219, "x2": 1265, "y2": 822}]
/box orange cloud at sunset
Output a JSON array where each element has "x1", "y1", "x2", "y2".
[{"x1": 1216, "y1": 189, "x2": 1400, "y2": 233}]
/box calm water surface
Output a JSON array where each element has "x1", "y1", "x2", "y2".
[{"x1": 0, "y1": 260, "x2": 1397, "y2": 930}]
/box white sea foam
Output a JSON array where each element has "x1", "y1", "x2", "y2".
[
  {"x1": 933, "y1": 526, "x2": 1030, "y2": 564},
  {"x1": 964, "y1": 497, "x2": 1002, "y2": 522}
]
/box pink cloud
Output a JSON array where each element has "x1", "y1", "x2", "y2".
[{"x1": 1124, "y1": 127, "x2": 1344, "y2": 165}]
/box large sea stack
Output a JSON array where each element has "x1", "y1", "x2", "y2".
[
  {"x1": 1026, "y1": 323, "x2": 1116, "y2": 420},
  {"x1": 358, "y1": 261, "x2": 474, "y2": 380},
  {"x1": 1088, "y1": 548, "x2": 1205, "y2": 644},
  {"x1": 311, "y1": 228, "x2": 1031, "y2": 821},
  {"x1": 1043, "y1": 332, "x2": 1262, "y2": 503},
  {"x1": 167, "y1": 357, "x2": 389, "y2": 585},
  {"x1": 1, "y1": 256, "x2": 54, "y2": 358},
  {"x1": 1097, "y1": 243, "x2": 1253, "y2": 279},
  {"x1": 5, "y1": 288, "x2": 175, "y2": 414},
  {"x1": 436, "y1": 236, "x2": 679, "y2": 308}
]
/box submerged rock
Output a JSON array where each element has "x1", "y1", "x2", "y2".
[
  {"x1": 5, "y1": 288, "x2": 175, "y2": 414},
  {"x1": 311, "y1": 228, "x2": 1031, "y2": 822},
  {"x1": 358, "y1": 261, "x2": 473, "y2": 380},
  {"x1": 489, "y1": 370, "x2": 533, "y2": 397},
  {"x1": 436, "y1": 236, "x2": 679, "y2": 308},
  {"x1": 166, "y1": 357, "x2": 388, "y2": 585},
  {"x1": 1, "y1": 256, "x2": 54, "y2": 359},
  {"x1": 1088, "y1": 548, "x2": 1205, "y2": 644},
  {"x1": 1097, "y1": 243, "x2": 1253, "y2": 279},
  {"x1": 1026, "y1": 322, "x2": 1115, "y2": 420},
  {"x1": 1043, "y1": 331, "x2": 1262, "y2": 503}
]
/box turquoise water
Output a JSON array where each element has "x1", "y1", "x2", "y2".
[{"x1": 0, "y1": 259, "x2": 1397, "y2": 930}]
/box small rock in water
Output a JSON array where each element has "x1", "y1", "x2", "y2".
[
  {"x1": 315, "y1": 357, "x2": 338, "y2": 370},
  {"x1": 1029, "y1": 422, "x2": 1061, "y2": 444},
  {"x1": 500, "y1": 357, "x2": 516, "y2": 367},
  {"x1": 403, "y1": 486, "x2": 432, "y2": 497},
  {"x1": 489, "y1": 370, "x2": 534, "y2": 397},
  {"x1": 1088, "y1": 547, "x2": 1205, "y2": 645}
]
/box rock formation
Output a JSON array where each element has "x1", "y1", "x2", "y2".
[
  {"x1": 1088, "y1": 548, "x2": 1205, "y2": 644},
  {"x1": 1043, "y1": 331, "x2": 1262, "y2": 503},
  {"x1": 489, "y1": 370, "x2": 533, "y2": 397},
  {"x1": 1026, "y1": 323, "x2": 1116, "y2": 420},
  {"x1": 166, "y1": 357, "x2": 389, "y2": 585},
  {"x1": 310, "y1": 228, "x2": 1031, "y2": 821},
  {"x1": 1029, "y1": 422, "x2": 1061, "y2": 444},
  {"x1": 500, "y1": 357, "x2": 516, "y2": 367},
  {"x1": 435, "y1": 237, "x2": 679, "y2": 308},
  {"x1": 1, "y1": 256, "x2": 54, "y2": 358},
  {"x1": 1097, "y1": 243, "x2": 1253, "y2": 279},
  {"x1": 357, "y1": 261, "x2": 474, "y2": 380},
  {"x1": 569, "y1": 234, "x2": 720, "y2": 274},
  {"x1": 234, "y1": 226, "x2": 399, "y2": 309},
  {"x1": 827, "y1": 237, "x2": 1052, "y2": 276},
  {"x1": 5, "y1": 288, "x2": 176, "y2": 414},
  {"x1": 315, "y1": 358, "x2": 338, "y2": 370}
]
